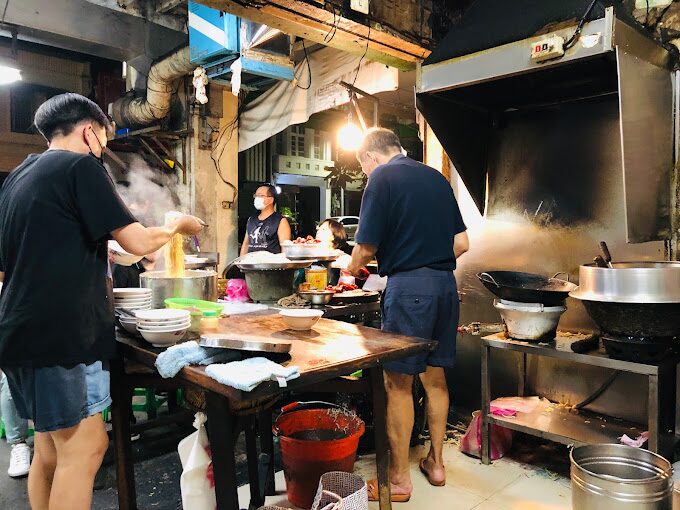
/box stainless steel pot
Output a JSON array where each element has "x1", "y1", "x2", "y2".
[
  {"x1": 570, "y1": 262, "x2": 680, "y2": 303},
  {"x1": 570, "y1": 444, "x2": 673, "y2": 510},
  {"x1": 140, "y1": 270, "x2": 217, "y2": 309},
  {"x1": 242, "y1": 268, "x2": 296, "y2": 303}
]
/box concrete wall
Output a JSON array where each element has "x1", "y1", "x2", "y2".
[{"x1": 192, "y1": 87, "x2": 240, "y2": 272}]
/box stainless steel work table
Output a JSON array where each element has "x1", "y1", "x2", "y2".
[{"x1": 480, "y1": 333, "x2": 680, "y2": 464}]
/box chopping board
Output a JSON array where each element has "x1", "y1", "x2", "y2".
[{"x1": 331, "y1": 290, "x2": 380, "y2": 304}]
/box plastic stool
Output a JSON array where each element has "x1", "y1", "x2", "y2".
[
  {"x1": 101, "y1": 388, "x2": 184, "y2": 422},
  {"x1": 0, "y1": 417, "x2": 34, "y2": 439}
]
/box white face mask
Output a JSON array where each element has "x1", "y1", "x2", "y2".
[{"x1": 254, "y1": 197, "x2": 267, "y2": 210}]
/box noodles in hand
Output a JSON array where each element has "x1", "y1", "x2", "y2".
[{"x1": 164, "y1": 211, "x2": 186, "y2": 278}]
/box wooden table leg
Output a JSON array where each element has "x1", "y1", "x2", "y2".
[
  {"x1": 111, "y1": 356, "x2": 137, "y2": 510},
  {"x1": 258, "y1": 409, "x2": 276, "y2": 496},
  {"x1": 368, "y1": 367, "x2": 391, "y2": 510},
  {"x1": 206, "y1": 392, "x2": 240, "y2": 510},
  {"x1": 481, "y1": 343, "x2": 492, "y2": 465},
  {"x1": 245, "y1": 416, "x2": 264, "y2": 510}
]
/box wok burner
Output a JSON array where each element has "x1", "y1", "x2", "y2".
[{"x1": 601, "y1": 334, "x2": 680, "y2": 363}]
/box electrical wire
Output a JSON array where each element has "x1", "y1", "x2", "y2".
[
  {"x1": 1, "y1": 0, "x2": 9, "y2": 25},
  {"x1": 563, "y1": 0, "x2": 599, "y2": 50},
  {"x1": 294, "y1": 40, "x2": 312, "y2": 90},
  {"x1": 351, "y1": 15, "x2": 371, "y2": 91},
  {"x1": 324, "y1": 6, "x2": 339, "y2": 44}
]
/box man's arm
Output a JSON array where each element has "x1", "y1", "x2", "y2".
[
  {"x1": 240, "y1": 233, "x2": 249, "y2": 257},
  {"x1": 112, "y1": 216, "x2": 204, "y2": 256},
  {"x1": 454, "y1": 231, "x2": 470, "y2": 259},
  {"x1": 278, "y1": 217, "x2": 292, "y2": 246},
  {"x1": 347, "y1": 243, "x2": 377, "y2": 276}
]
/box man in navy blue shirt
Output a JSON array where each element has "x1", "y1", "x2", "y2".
[{"x1": 348, "y1": 128, "x2": 469, "y2": 501}]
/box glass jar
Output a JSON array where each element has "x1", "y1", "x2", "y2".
[{"x1": 200, "y1": 310, "x2": 220, "y2": 333}]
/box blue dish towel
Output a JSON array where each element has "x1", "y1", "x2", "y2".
[
  {"x1": 155, "y1": 341, "x2": 241, "y2": 378},
  {"x1": 205, "y1": 358, "x2": 300, "y2": 392}
]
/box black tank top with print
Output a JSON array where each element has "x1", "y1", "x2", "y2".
[{"x1": 246, "y1": 212, "x2": 283, "y2": 253}]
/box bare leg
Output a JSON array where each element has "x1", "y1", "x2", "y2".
[
  {"x1": 418, "y1": 366, "x2": 449, "y2": 485},
  {"x1": 28, "y1": 432, "x2": 57, "y2": 510},
  {"x1": 384, "y1": 370, "x2": 414, "y2": 496},
  {"x1": 48, "y1": 414, "x2": 109, "y2": 510}
]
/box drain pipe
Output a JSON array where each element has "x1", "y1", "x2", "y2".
[{"x1": 112, "y1": 46, "x2": 195, "y2": 127}]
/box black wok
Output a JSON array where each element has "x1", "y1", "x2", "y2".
[
  {"x1": 477, "y1": 271, "x2": 577, "y2": 306},
  {"x1": 580, "y1": 300, "x2": 680, "y2": 338}
]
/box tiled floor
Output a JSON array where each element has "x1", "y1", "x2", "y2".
[{"x1": 238, "y1": 441, "x2": 572, "y2": 510}]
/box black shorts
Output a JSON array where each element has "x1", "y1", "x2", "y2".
[{"x1": 381, "y1": 267, "x2": 459, "y2": 375}]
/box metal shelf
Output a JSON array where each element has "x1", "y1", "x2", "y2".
[{"x1": 489, "y1": 399, "x2": 642, "y2": 447}]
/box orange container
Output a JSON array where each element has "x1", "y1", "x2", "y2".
[{"x1": 274, "y1": 403, "x2": 365, "y2": 509}]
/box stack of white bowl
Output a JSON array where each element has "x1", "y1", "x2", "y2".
[
  {"x1": 135, "y1": 309, "x2": 191, "y2": 347},
  {"x1": 114, "y1": 288, "x2": 153, "y2": 311}
]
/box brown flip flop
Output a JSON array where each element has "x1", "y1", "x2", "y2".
[
  {"x1": 419, "y1": 458, "x2": 446, "y2": 487},
  {"x1": 366, "y1": 479, "x2": 411, "y2": 502}
]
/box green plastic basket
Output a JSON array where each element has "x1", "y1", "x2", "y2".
[{"x1": 164, "y1": 298, "x2": 223, "y2": 316}]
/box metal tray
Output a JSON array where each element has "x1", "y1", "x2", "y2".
[
  {"x1": 331, "y1": 290, "x2": 380, "y2": 304},
  {"x1": 287, "y1": 255, "x2": 340, "y2": 262},
  {"x1": 236, "y1": 261, "x2": 313, "y2": 271},
  {"x1": 198, "y1": 333, "x2": 292, "y2": 353}
]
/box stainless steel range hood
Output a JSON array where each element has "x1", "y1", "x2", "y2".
[{"x1": 416, "y1": 6, "x2": 674, "y2": 243}]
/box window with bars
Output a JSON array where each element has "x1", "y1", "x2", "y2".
[
  {"x1": 313, "y1": 132, "x2": 322, "y2": 159},
  {"x1": 290, "y1": 125, "x2": 306, "y2": 157}
]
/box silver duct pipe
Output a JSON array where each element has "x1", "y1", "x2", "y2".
[{"x1": 112, "y1": 46, "x2": 195, "y2": 127}]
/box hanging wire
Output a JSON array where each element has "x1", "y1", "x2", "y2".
[
  {"x1": 563, "y1": 0, "x2": 599, "y2": 50},
  {"x1": 1, "y1": 0, "x2": 10, "y2": 25},
  {"x1": 351, "y1": 15, "x2": 371, "y2": 90},
  {"x1": 294, "y1": 40, "x2": 312, "y2": 90}
]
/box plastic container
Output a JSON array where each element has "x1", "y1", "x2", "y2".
[
  {"x1": 305, "y1": 266, "x2": 328, "y2": 290},
  {"x1": 164, "y1": 298, "x2": 223, "y2": 336},
  {"x1": 274, "y1": 402, "x2": 365, "y2": 509},
  {"x1": 200, "y1": 310, "x2": 220, "y2": 333}
]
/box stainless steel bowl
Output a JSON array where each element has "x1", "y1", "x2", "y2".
[
  {"x1": 298, "y1": 290, "x2": 335, "y2": 305},
  {"x1": 570, "y1": 262, "x2": 680, "y2": 304},
  {"x1": 140, "y1": 270, "x2": 217, "y2": 309}
]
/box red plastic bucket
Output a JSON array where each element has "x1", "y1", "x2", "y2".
[{"x1": 274, "y1": 402, "x2": 365, "y2": 509}]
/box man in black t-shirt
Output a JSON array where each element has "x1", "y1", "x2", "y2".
[
  {"x1": 240, "y1": 184, "x2": 291, "y2": 255},
  {"x1": 0, "y1": 93, "x2": 205, "y2": 510},
  {"x1": 348, "y1": 129, "x2": 469, "y2": 502}
]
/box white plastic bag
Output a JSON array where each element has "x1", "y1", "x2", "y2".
[{"x1": 178, "y1": 412, "x2": 216, "y2": 510}]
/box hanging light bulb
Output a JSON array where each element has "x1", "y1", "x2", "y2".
[{"x1": 338, "y1": 121, "x2": 364, "y2": 152}]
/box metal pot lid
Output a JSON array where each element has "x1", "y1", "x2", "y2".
[{"x1": 573, "y1": 261, "x2": 680, "y2": 304}]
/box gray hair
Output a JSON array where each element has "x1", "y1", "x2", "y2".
[{"x1": 357, "y1": 128, "x2": 402, "y2": 158}]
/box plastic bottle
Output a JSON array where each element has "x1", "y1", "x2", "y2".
[{"x1": 200, "y1": 310, "x2": 220, "y2": 333}]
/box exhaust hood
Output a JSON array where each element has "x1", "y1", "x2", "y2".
[{"x1": 416, "y1": 1, "x2": 674, "y2": 243}]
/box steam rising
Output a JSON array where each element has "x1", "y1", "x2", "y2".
[{"x1": 107, "y1": 154, "x2": 183, "y2": 227}]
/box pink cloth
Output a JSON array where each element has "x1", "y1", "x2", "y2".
[
  {"x1": 226, "y1": 279, "x2": 250, "y2": 302},
  {"x1": 620, "y1": 431, "x2": 648, "y2": 448}
]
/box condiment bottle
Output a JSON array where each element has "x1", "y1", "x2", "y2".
[{"x1": 200, "y1": 310, "x2": 220, "y2": 333}]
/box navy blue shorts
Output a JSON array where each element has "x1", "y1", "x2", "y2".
[
  {"x1": 381, "y1": 267, "x2": 459, "y2": 375},
  {"x1": 2, "y1": 361, "x2": 111, "y2": 433}
]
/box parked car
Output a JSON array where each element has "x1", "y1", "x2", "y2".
[{"x1": 329, "y1": 216, "x2": 360, "y2": 242}]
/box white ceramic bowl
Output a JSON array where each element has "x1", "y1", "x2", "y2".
[
  {"x1": 279, "y1": 309, "x2": 324, "y2": 331},
  {"x1": 119, "y1": 321, "x2": 139, "y2": 335},
  {"x1": 116, "y1": 304, "x2": 151, "y2": 311},
  {"x1": 113, "y1": 287, "x2": 152, "y2": 297},
  {"x1": 139, "y1": 328, "x2": 187, "y2": 347},
  {"x1": 115, "y1": 298, "x2": 153, "y2": 305},
  {"x1": 137, "y1": 325, "x2": 190, "y2": 334},
  {"x1": 135, "y1": 309, "x2": 191, "y2": 321},
  {"x1": 136, "y1": 320, "x2": 191, "y2": 330},
  {"x1": 109, "y1": 241, "x2": 144, "y2": 266},
  {"x1": 137, "y1": 318, "x2": 191, "y2": 327}
]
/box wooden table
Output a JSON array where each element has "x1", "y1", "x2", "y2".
[{"x1": 113, "y1": 314, "x2": 435, "y2": 510}]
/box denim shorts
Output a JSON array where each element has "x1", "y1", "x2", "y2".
[
  {"x1": 2, "y1": 361, "x2": 111, "y2": 433},
  {"x1": 381, "y1": 267, "x2": 459, "y2": 375}
]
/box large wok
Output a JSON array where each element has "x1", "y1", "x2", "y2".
[
  {"x1": 477, "y1": 271, "x2": 577, "y2": 306},
  {"x1": 570, "y1": 262, "x2": 680, "y2": 338}
]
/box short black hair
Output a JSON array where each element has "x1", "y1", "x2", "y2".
[
  {"x1": 258, "y1": 184, "x2": 278, "y2": 205},
  {"x1": 34, "y1": 93, "x2": 111, "y2": 142}
]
